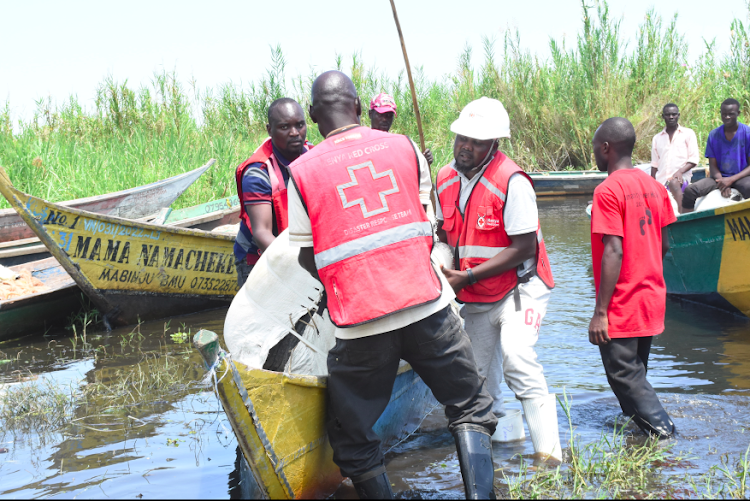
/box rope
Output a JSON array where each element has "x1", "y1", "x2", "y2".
[{"x1": 383, "y1": 401, "x2": 441, "y2": 455}]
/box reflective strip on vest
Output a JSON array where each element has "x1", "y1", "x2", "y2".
[
  {"x1": 437, "y1": 176, "x2": 460, "y2": 195},
  {"x1": 479, "y1": 176, "x2": 506, "y2": 202},
  {"x1": 314, "y1": 221, "x2": 433, "y2": 270},
  {"x1": 458, "y1": 245, "x2": 507, "y2": 259},
  {"x1": 537, "y1": 227, "x2": 543, "y2": 241}
]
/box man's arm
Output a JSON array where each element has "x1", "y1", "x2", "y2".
[
  {"x1": 676, "y1": 161, "x2": 697, "y2": 178},
  {"x1": 440, "y1": 232, "x2": 536, "y2": 293},
  {"x1": 588, "y1": 234, "x2": 623, "y2": 346},
  {"x1": 247, "y1": 204, "x2": 276, "y2": 252},
  {"x1": 661, "y1": 226, "x2": 670, "y2": 259},
  {"x1": 677, "y1": 130, "x2": 700, "y2": 177},
  {"x1": 298, "y1": 247, "x2": 320, "y2": 281},
  {"x1": 651, "y1": 137, "x2": 659, "y2": 179}
]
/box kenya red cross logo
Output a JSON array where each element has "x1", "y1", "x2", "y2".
[{"x1": 336, "y1": 161, "x2": 400, "y2": 218}]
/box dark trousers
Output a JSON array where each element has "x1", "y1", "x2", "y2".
[
  {"x1": 682, "y1": 176, "x2": 750, "y2": 209},
  {"x1": 235, "y1": 261, "x2": 253, "y2": 288},
  {"x1": 326, "y1": 305, "x2": 497, "y2": 479},
  {"x1": 599, "y1": 336, "x2": 674, "y2": 437}
]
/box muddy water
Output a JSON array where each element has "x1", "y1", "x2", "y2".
[{"x1": 2, "y1": 196, "x2": 750, "y2": 499}]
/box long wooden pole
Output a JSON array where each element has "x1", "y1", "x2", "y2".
[{"x1": 389, "y1": 0, "x2": 425, "y2": 152}]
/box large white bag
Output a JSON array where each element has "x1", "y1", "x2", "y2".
[{"x1": 223, "y1": 230, "x2": 333, "y2": 375}]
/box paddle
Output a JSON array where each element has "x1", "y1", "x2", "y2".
[{"x1": 389, "y1": 0, "x2": 435, "y2": 212}]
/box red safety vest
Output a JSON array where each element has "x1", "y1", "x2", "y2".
[
  {"x1": 291, "y1": 126, "x2": 441, "y2": 327},
  {"x1": 435, "y1": 151, "x2": 554, "y2": 303},
  {"x1": 235, "y1": 138, "x2": 312, "y2": 263}
]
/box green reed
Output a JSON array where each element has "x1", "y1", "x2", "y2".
[{"x1": 2, "y1": 0, "x2": 750, "y2": 211}]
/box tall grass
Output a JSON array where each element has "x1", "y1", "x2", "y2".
[{"x1": 2, "y1": 0, "x2": 750, "y2": 210}]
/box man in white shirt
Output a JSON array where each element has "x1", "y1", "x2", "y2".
[
  {"x1": 288, "y1": 71, "x2": 497, "y2": 500},
  {"x1": 651, "y1": 103, "x2": 700, "y2": 212}
]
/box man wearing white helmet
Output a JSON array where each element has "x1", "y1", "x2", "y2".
[{"x1": 436, "y1": 97, "x2": 561, "y2": 460}]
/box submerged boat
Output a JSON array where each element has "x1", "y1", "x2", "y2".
[
  {"x1": 0, "y1": 166, "x2": 242, "y2": 327},
  {"x1": 194, "y1": 329, "x2": 437, "y2": 499},
  {"x1": 0, "y1": 195, "x2": 241, "y2": 340},
  {"x1": 0, "y1": 160, "x2": 214, "y2": 266},
  {"x1": 664, "y1": 198, "x2": 750, "y2": 317},
  {"x1": 529, "y1": 165, "x2": 707, "y2": 196}
]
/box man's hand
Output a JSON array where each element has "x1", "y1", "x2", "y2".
[
  {"x1": 668, "y1": 173, "x2": 683, "y2": 184},
  {"x1": 717, "y1": 176, "x2": 734, "y2": 197},
  {"x1": 440, "y1": 265, "x2": 469, "y2": 293},
  {"x1": 423, "y1": 148, "x2": 434, "y2": 166},
  {"x1": 588, "y1": 310, "x2": 611, "y2": 345}
]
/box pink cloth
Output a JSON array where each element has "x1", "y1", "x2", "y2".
[{"x1": 650, "y1": 125, "x2": 700, "y2": 185}]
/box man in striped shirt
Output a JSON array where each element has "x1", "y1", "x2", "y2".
[{"x1": 234, "y1": 98, "x2": 311, "y2": 286}]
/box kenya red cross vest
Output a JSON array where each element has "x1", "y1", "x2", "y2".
[
  {"x1": 436, "y1": 151, "x2": 554, "y2": 303},
  {"x1": 290, "y1": 126, "x2": 441, "y2": 327},
  {"x1": 235, "y1": 138, "x2": 313, "y2": 252}
]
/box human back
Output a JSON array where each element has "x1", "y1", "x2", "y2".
[{"x1": 291, "y1": 125, "x2": 440, "y2": 326}]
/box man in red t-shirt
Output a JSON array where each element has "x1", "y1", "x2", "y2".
[{"x1": 589, "y1": 117, "x2": 676, "y2": 438}]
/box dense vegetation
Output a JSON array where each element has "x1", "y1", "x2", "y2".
[{"x1": 2, "y1": 0, "x2": 750, "y2": 209}]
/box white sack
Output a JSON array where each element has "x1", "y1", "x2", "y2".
[
  {"x1": 223, "y1": 230, "x2": 328, "y2": 372},
  {"x1": 694, "y1": 188, "x2": 744, "y2": 212}
]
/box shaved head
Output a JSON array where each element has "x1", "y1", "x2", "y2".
[
  {"x1": 309, "y1": 71, "x2": 361, "y2": 137},
  {"x1": 595, "y1": 117, "x2": 636, "y2": 156},
  {"x1": 311, "y1": 71, "x2": 358, "y2": 107},
  {"x1": 592, "y1": 117, "x2": 636, "y2": 172}
]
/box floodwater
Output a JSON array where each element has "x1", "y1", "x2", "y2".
[{"x1": 1, "y1": 196, "x2": 750, "y2": 499}]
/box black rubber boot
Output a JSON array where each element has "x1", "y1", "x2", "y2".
[
  {"x1": 351, "y1": 466, "x2": 394, "y2": 500},
  {"x1": 453, "y1": 424, "x2": 496, "y2": 500}
]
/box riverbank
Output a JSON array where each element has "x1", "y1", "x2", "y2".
[{"x1": 2, "y1": 1, "x2": 750, "y2": 210}]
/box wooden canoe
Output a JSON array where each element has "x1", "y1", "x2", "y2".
[
  {"x1": 0, "y1": 257, "x2": 79, "y2": 340},
  {"x1": 193, "y1": 330, "x2": 437, "y2": 500},
  {"x1": 0, "y1": 166, "x2": 241, "y2": 327},
  {"x1": 664, "y1": 198, "x2": 750, "y2": 317},
  {"x1": 528, "y1": 166, "x2": 708, "y2": 196},
  {"x1": 0, "y1": 195, "x2": 241, "y2": 340},
  {"x1": 0, "y1": 159, "x2": 214, "y2": 266}
]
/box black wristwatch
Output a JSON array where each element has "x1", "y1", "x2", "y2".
[{"x1": 466, "y1": 268, "x2": 478, "y2": 285}]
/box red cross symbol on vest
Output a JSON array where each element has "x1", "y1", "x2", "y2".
[{"x1": 336, "y1": 161, "x2": 400, "y2": 218}]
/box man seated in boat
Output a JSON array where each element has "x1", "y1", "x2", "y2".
[
  {"x1": 368, "y1": 92, "x2": 433, "y2": 165},
  {"x1": 436, "y1": 97, "x2": 561, "y2": 460},
  {"x1": 589, "y1": 117, "x2": 676, "y2": 438},
  {"x1": 650, "y1": 103, "x2": 699, "y2": 213},
  {"x1": 682, "y1": 98, "x2": 750, "y2": 213},
  {"x1": 233, "y1": 98, "x2": 312, "y2": 286},
  {"x1": 289, "y1": 70, "x2": 497, "y2": 499}
]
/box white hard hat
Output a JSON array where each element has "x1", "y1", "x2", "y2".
[{"x1": 450, "y1": 97, "x2": 510, "y2": 140}]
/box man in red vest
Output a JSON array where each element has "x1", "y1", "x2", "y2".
[
  {"x1": 436, "y1": 98, "x2": 561, "y2": 460},
  {"x1": 289, "y1": 71, "x2": 497, "y2": 500},
  {"x1": 233, "y1": 98, "x2": 312, "y2": 287}
]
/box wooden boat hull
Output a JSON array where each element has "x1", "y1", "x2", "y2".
[
  {"x1": 529, "y1": 166, "x2": 708, "y2": 196},
  {"x1": 0, "y1": 160, "x2": 214, "y2": 266},
  {"x1": 0, "y1": 167, "x2": 239, "y2": 327},
  {"x1": 194, "y1": 330, "x2": 437, "y2": 500},
  {"x1": 0, "y1": 257, "x2": 79, "y2": 340},
  {"x1": 664, "y1": 198, "x2": 750, "y2": 317}
]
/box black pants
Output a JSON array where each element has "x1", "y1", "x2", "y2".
[
  {"x1": 682, "y1": 176, "x2": 750, "y2": 209},
  {"x1": 326, "y1": 305, "x2": 497, "y2": 479},
  {"x1": 599, "y1": 337, "x2": 674, "y2": 437},
  {"x1": 235, "y1": 261, "x2": 253, "y2": 288}
]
